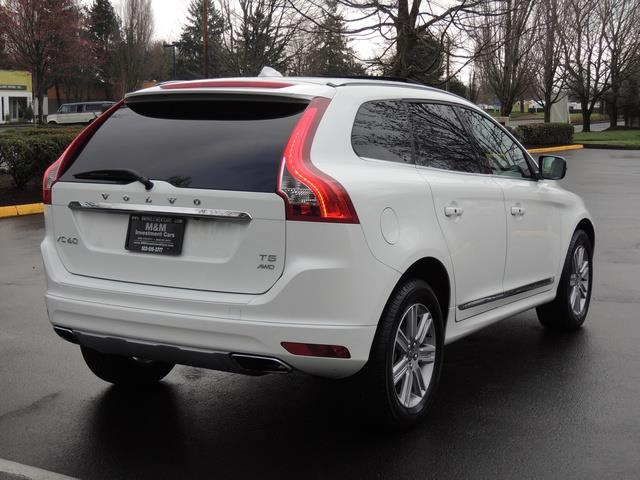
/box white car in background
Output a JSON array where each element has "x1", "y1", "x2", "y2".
[
  {"x1": 47, "y1": 101, "x2": 116, "y2": 125},
  {"x1": 40, "y1": 77, "x2": 594, "y2": 429}
]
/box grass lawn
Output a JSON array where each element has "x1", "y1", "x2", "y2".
[
  {"x1": 484, "y1": 111, "x2": 610, "y2": 124},
  {"x1": 510, "y1": 111, "x2": 544, "y2": 119},
  {"x1": 574, "y1": 129, "x2": 640, "y2": 148},
  {"x1": 570, "y1": 113, "x2": 609, "y2": 124},
  {"x1": 487, "y1": 111, "x2": 545, "y2": 121}
]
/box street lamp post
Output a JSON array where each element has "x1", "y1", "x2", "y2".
[{"x1": 163, "y1": 43, "x2": 177, "y2": 80}]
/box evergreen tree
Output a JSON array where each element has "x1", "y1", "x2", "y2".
[
  {"x1": 306, "y1": 0, "x2": 364, "y2": 76},
  {"x1": 175, "y1": 0, "x2": 228, "y2": 79},
  {"x1": 87, "y1": 0, "x2": 120, "y2": 98},
  {"x1": 229, "y1": 0, "x2": 295, "y2": 76}
]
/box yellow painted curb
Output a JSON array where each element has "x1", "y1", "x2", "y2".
[
  {"x1": 528, "y1": 144, "x2": 584, "y2": 154},
  {"x1": 0, "y1": 203, "x2": 44, "y2": 218}
]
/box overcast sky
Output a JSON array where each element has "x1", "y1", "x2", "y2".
[{"x1": 146, "y1": 0, "x2": 192, "y2": 42}]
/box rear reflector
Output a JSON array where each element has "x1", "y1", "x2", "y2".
[
  {"x1": 281, "y1": 342, "x2": 351, "y2": 359},
  {"x1": 160, "y1": 80, "x2": 293, "y2": 90}
]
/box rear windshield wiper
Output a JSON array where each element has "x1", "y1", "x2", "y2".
[{"x1": 73, "y1": 169, "x2": 154, "y2": 191}]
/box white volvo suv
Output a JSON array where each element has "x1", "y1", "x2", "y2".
[{"x1": 41, "y1": 77, "x2": 594, "y2": 428}]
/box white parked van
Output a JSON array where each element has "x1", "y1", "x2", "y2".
[{"x1": 47, "y1": 101, "x2": 116, "y2": 124}]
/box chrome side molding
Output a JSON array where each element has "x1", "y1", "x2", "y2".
[
  {"x1": 458, "y1": 277, "x2": 555, "y2": 311},
  {"x1": 68, "y1": 201, "x2": 252, "y2": 221}
]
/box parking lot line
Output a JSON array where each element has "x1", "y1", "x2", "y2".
[{"x1": 0, "y1": 458, "x2": 77, "y2": 480}]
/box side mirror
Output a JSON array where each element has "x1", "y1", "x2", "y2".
[{"x1": 539, "y1": 155, "x2": 567, "y2": 180}]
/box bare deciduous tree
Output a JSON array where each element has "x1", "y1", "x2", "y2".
[
  {"x1": 118, "y1": 0, "x2": 153, "y2": 94},
  {"x1": 561, "y1": 0, "x2": 610, "y2": 132},
  {"x1": 473, "y1": 0, "x2": 536, "y2": 117},
  {"x1": 289, "y1": 0, "x2": 493, "y2": 84},
  {"x1": 0, "y1": 0, "x2": 82, "y2": 122},
  {"x1": 601, "y1": 0, "x2": 640, "y2": 129},
  {"x1": 220, "y1": 0, "x2": 303, "y2": 75},
  {"x1": 530, "y1": 0, "x2": 565, "y2": 122}
]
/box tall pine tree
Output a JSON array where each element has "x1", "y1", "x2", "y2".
[
  {"x1": 307, "y1": 0, "x2": 364, "y2": 76},
  {"x1": 227, "y1": 0, "x2": 296, "y2": 76},
  {"x1": 87, "y1": 0, "x2": 120, "y2": 98},
  {"x1": 175, "y1": 0, "x2": 228, "y2": 79}
]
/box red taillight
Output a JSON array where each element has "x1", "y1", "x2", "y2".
[
  {"x1": 160, "y1": 80, "x2": 293, "y2": 90},
  {"x1": 277, "y1": 97, "x2": 359, "y2": 223},
  {"x1": 281, "y1": 342, "x2": 351, "y2": 359},
  {"x1": 42, "y1": 100, "x2": 124, "y2": 205}
]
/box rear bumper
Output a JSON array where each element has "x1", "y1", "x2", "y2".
[
  {"x1": 45, "y1": 292, "x2": 377, "y2": 378},
  {"x1": 41, "y1": 221, "x2": 398, "y2": 379}
]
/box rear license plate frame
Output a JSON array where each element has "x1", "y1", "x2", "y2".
[{"x1": 125, "y1": 214, "x2": 186, "y2": 256}]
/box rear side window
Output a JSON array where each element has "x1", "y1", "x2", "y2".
[
  {"x1": 60, "y1": 97, "x2": 308, "y2": 192},
  {"x1": 351, "y1": 101, "x2": 412, "y2": 164},
  {"x1": 410, "y1": 103, "x2": 488, "y2": 174}
]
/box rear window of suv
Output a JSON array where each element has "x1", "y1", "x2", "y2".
[
  {"x1": 351, "y1": 100, "x2": 412, "y2": 164},
  {"x1": 60, "y1": 97, "x2": 308, "y2": 192}
]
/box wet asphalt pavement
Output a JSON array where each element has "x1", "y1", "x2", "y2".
[{"x1": 1, "y1": 148, "x2": 639, "y2": 479}]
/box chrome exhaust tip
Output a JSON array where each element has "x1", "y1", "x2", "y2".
[
  {"x1": 230, "y1": 353, "x2": 292, "y2": 374},
  {"x1": 53, "y1": 326, "x2": 79, "y2": 344}
]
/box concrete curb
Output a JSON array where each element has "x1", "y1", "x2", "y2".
[
  {"x1": 527, "y1": 144, "x2": 584, "y2": 154},
  {"x1": 0, "y1": 203, "x2": 43, "y2": 219}
]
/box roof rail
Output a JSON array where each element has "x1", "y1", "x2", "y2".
[
  {"x1": 323, "y1": 76, "x2": 469, "y2": 102},
  {"x1": 318, "y1": 74, "x2": 424, "y2": 85}
]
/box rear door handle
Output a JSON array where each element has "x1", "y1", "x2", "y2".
[
  {"x1": 511, "y1": 205, "x2": 526, "y2": 216},
  {"x1": 444, "y1": 206, "x2": 464, "y2": 218}
]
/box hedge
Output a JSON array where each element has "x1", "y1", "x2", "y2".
[
  {"x1": 0, "y1": 128, "x2": 81, "y2": 189},
  {"x1": 514, "y1": 123, "x2": 574, "y2": 148}
]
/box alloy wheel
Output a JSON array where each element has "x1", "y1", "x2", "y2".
[
  {"x1": 392, "y1": 303, "x2": 437, "y2": 408},
  {"x1": 569, "y1": 245, "x2": 590, "y2": 316}
]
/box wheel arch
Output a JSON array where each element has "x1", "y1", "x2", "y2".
[
  {"x1": 397, "y1": 257, "x2": 452, "y2": 328},
  {"x1": 576, "y1": 218, "x2": 595, "y2": 249}
]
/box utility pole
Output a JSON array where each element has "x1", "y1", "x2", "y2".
[{"x1": 203, "y1": 0, "x2": 209, "y2": 78}]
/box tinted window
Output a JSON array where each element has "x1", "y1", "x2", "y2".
[
  {"x1": 461, "y1": 109, "x2": 532, "y2": 178},
  {"x1": 410, "y1": 103, "x2": 487, "y2": 174},
  {"x1": 351, "y1": 101, "x2": 412, "y2": 163},
  {"x1": 85, "y1": 104, "x2": 103, "y2": 112},
  {"x1": 60, "y1": 98, "x2": 307, "y2": 192}
]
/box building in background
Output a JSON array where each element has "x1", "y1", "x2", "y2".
[{"x1": 0, "y1": 70, "x2": 47, "y2": 124}]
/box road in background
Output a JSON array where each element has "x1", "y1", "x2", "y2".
[{"x1": 1, "y1": 149, "x2": 639, "y2": 479}]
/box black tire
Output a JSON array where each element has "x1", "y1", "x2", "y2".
[
  {"x1": 81, "y1": 346, "x2": 174, "y2": 386},
  {"x1": 356, "y1": 278, "x2": 444, "y2": 430},
  {"x1": 537, "y1": 229, "x2": 593, "y2": 331}
]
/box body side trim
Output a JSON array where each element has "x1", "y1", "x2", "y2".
[{"x1": 458, "y1": 277, "x2": 555, "y2": 311}]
